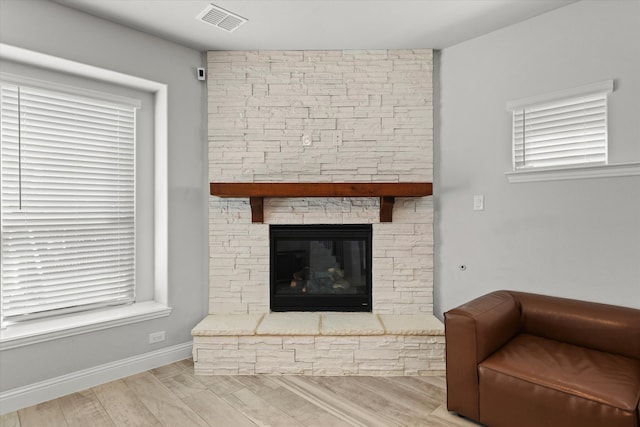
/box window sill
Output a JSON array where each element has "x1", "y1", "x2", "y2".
[
  {"x1": 0, "y1": 302, "x2": 172, "y2": 350},
  {"x1": 505, "y1": 162, "x2": 640, "y2": 183}
]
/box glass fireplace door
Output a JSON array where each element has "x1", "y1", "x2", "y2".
[{"x1": 270, "y1": 224, "x2": 372, "y2": 312}]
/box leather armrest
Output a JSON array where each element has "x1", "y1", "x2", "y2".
[{"x1": 444, "y1": 290, "x2": 521, "y2": 421}]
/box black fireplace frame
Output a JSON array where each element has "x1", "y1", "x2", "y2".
[{"x1": 269, "y1": 224, "x2": 373, "y2": 312}]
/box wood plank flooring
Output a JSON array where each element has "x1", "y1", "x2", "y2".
[{"x1": 1, "y1": 359, "x2": 481, "y2": 426}]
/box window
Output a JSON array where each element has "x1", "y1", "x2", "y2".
[
  {"x1": 508, "y1": 80, "x2": 613, "y2": 171},
  {"x1": 0, "y1": 43, "x2": 170, "y2": 348},
  {"x1": 0, "y1": 81, "x2": 139, "y2": 325}
]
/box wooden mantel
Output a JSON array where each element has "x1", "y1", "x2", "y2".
[{"x1": 210, "y1": 182, "x2": 433, "y2": 223}]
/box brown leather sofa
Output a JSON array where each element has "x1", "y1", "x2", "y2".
[{"x1": 444, "y1": 290, "x2": 640, "y2": 427}]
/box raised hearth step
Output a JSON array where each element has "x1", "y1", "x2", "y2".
[
  {"x1": 191, "y1": 312, "x2": 443, "y2": 337},
  {"x1": 191, "y1": 312, "x2": 446, "y2": 376}
]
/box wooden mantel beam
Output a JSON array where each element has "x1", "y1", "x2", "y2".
[
  {"x1": 210, "y1": 182, "x2": 432, "y2": 198},
  {"x1": 210, "y1": 182, "x2": 433, "y2": 223}
]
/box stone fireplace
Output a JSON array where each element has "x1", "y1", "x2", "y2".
[{"x1": 191, "y1": 49, "x2": 444, "y2": 376}]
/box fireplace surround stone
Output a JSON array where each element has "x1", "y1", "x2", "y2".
[{"x1": 197, "y1": 48, "x2": 436, "y2": 376}]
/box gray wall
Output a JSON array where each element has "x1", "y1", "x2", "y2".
[
  {"x1": 2, "y1": 0, "x2": 638, "y2": 391},
  {"x1": 435, "y1": 0, "x2": 640, "y2": 316},
  {"x1": 0, "y1": 0, "x2": 208, "y2": 390}
]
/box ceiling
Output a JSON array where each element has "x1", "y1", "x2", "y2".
[{"x1": 53, "y1": 0, "x2": 578, "y2": 51}]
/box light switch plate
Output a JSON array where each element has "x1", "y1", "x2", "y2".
[{"x1": 473, "y1": 195, "x2": 484, "y2": 211}]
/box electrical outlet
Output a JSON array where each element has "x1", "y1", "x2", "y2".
[
  {"x1": 148, "y1": 331, "x2": 166, "y2": 344},
  {"x1": 302, "y1": 134, "x2": 312, "y2": 147},
  {"x1": 333, "y1": 131, "x2": 342, "y2": 146}
]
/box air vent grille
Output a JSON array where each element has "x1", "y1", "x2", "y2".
[{"x1": 197, "y1": 4, "x2": 247, "y2": 33}]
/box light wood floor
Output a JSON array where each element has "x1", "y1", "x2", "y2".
[{"x1": 1, "y1": 359, "x2": 480, "y2": 427}]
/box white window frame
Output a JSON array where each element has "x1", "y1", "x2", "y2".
[
  {"x1": 505, "y1": 80, "x2": 640, "y2": 183},
  {"x1": 0, "y1": 44, "x2": 170, "y2": 349}
]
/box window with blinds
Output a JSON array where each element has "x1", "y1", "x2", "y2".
[
  {"x1": 510, "y1": 82, "x2": 613, "y2": 170},
  {"x1": 0, "y1": 82, "x2": 137, "y2": 325}
]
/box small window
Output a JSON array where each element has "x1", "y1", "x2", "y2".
[
  {"x1": 508, "y1": 81, "x2": 613, "y2": 170},
  {"x1": 0, "y1": 81, "x2": 138, "y2": 325}
]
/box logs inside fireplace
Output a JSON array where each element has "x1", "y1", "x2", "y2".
[{"x1": 270, "y1": 224, "x2": 372, "y2": 312}]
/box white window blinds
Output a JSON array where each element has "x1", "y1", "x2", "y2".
[
  {"x1": 510, "y1": 81, "x2": 613, "y2": 170},
  {"x1": 0, "y1": 82, "x2": 136, "y2": 324}
]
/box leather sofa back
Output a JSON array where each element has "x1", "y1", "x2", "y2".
[{"x1": 509, "y1": 291, "x2": 640, "y2": 360}]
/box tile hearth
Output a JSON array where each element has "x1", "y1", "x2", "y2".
[{"x1": 191, "y1": 312, "x2": 445, "y2": 376}]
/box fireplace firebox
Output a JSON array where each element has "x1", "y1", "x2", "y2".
[{"x1": 270, "y1": 224, "x2": 372, "y2": 312}]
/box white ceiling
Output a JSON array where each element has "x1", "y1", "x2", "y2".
[{"x1": 53, "y1": 0, "x2": 578, "y2": 51}]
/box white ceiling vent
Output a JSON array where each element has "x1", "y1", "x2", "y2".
[{"x1": 197, "y1": 4, "x2": 247, "y2": 33}]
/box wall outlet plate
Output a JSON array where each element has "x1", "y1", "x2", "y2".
[
  {"x1": 302, "y1": 134, "x2": 312, "y2": 146},
  {"x1": 149, "y1": 331, "x2": 166, "y2": 344},
  {"x1": 333, "y1": 131, "x2": 342, "y2": 146},
  {"x1": 473, "y1": 195, "x2": 484, "y2": 211}
]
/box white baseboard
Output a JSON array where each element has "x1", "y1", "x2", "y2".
[{"x1": 0, "y1": 341, "x2": 193, "y2": 414}]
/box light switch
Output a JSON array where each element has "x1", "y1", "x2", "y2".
[{"x1": 473, "y1": 195, "x2": 484, "y2": 211}]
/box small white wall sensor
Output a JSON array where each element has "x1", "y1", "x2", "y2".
[{"x1": 197, "y1": 67, "x2": 206, "y2": 81}]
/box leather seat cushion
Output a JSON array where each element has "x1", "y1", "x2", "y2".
[{"x1": 478, "y1": 334, "x2": 640, "y2": 427}]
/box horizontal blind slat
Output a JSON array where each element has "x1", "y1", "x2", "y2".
[
  {"x1": 523, "y1": 130, "x2": 606, "y2": 147},
  {"x1": 2, "y1": 268, "x2": 136, "y2": 287},
  {"x1": 4, "y1": 282, "x2": 135, "y2": 298}
]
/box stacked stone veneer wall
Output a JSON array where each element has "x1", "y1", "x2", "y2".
[
  {"x1": 194, "y1": 334, "x2": 445, "y2": 376},
  {"x1": 208, "y1": 49, "x2": 433, "y2": 315}
]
